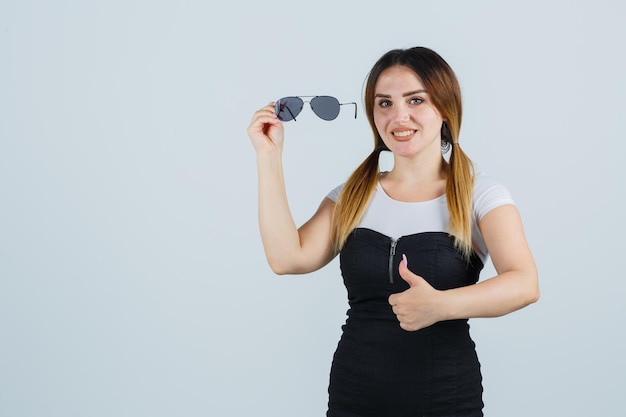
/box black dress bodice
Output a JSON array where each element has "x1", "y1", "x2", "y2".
[{"x1": 327, "y1": 228, "x2": 485, "y2": 417}]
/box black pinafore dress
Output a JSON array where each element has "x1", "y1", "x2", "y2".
[{"x1": 327, "y1": 228, "x2": 485, "y2": 417}]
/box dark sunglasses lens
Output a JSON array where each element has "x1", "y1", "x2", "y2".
[
  {"x1": 310, "y1": 96, "x2": 340, "y2": 121},
  {"x1": 275, "y1": 97, "x2": 303, "y2": 121}
]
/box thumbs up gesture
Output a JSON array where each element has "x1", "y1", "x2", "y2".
[{"x1": 388, "y1": 254, "x2": 444, "y2": 331}]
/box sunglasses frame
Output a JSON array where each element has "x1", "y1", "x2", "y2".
[{"x1": 275, "y1": 95, "x2": 357, "y2": 122}]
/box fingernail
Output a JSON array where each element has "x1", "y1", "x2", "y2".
[{"x1": 402, "y1": 254, "x2": 408, "y2": 268}]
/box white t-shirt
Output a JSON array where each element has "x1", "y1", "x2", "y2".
[{"x1": 326, "y1": 172, "x2": 514, "y2": 263}]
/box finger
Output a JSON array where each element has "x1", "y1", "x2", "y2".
[
  {"x1": 398, "y1": 254, "x2": 419, "y2": 287},
  {"x1": 398, "y1": 253, "x2": 408, "y2": 273},
  {"x1": 248, "y1": 111, "x2": 282, "y2": 134},
  {"x1": 388, "y1": 293, "x2": 398, "y2": 306},
  {"x1": 399, "y1": 321, "x2": 419, "y2": 332},
  {"x1": 250, "y1": 102, "x2": 279, "y2": 120},
  {"x1": 263, "y1": 102, "x2": 280, "y2": 118},
  {"x1": 250, "y1": 108, "x2": 280, "y2": 125}
]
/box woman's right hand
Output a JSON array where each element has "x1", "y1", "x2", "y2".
[
  {"x1": 247, "y1": 102, "x2": 337, "y2": 275},
  {"x1": 247, "y1": 102, "x2": 285, "y2": 155}
]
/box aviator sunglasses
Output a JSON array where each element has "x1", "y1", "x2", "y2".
[{"x1": 275, "y1": 96, "x2": 357, "y2": 122}]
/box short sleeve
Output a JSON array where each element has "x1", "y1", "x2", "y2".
[
  {"x1": 326, "y1": 183, "x2": 345, "y2": 202},
  {"x1": 473, "y1": 173, "x2": 515, "y2": 221}
]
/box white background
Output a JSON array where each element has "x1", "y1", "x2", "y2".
[{"x1": 1, "y1": 1, "x2": 625, "y2": 416}]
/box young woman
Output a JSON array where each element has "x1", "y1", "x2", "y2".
[{"x1": 247, "y1": 46, "x2": 539, "y2": 417}]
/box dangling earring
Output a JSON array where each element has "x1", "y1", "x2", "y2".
[{"x1": 441, "y1": 121, "x2": 452, "y2": 153}]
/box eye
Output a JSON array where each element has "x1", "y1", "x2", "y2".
[
  {"x1": 409, "y1": 97, "x2": 424, "y2": 105},
  {"x1": 377, "y1": 99, "x2": 391, "y2": 108}
]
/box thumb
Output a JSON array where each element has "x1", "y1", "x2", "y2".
[{"x1": 398, "y1": 254, "x2": 421, "y2": 287}]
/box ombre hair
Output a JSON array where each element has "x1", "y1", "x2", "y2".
[{"x1": 333, "y1": 47, "x2": 476, "y2": 258}]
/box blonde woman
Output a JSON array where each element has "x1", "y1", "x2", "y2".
[{"x1": 247, "y1": 46, "x2": 539, "y2": 417}]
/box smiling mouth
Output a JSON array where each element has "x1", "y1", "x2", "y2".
[{"x1": 393, "y1": 130, "x2": 415, "y2": 137}]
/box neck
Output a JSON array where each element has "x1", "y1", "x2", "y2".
[{"x1": 387, "y1": 152, "x2": 447, "y2": 185}]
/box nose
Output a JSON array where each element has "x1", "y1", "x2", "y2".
[{"x1": 393, "y1": 103, "x2": 410, "y2": 123}]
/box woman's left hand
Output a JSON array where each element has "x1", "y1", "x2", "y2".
[{"x1": 388, "y1": 255, "x2": 445, "y2": 331}]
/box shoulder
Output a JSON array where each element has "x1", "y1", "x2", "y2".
[
  {"x1": 326, "y1": 183, "x2": 345, "y2": 202},
  {"x1": 473, "y1": 172, "x2": 509, "y2": 194},
  {"x1": 473, "y1": 172, "x2": 515, "y2": 221}
]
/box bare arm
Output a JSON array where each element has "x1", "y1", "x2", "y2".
[
  {"x1": 389, "y1": 204, "x2": 539, "y2": 331},
  {"x1": 248, "y1": 103, "x2": 337, "y2": 275},
  {"x1": 441, "y1": 204, "x2": 540, "y2": 319}
]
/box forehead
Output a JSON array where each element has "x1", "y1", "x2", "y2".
[{"x1": 374, "y1": 65, "x2": 425, "y2": 94}]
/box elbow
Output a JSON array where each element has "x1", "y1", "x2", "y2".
[
  {"x1": 523, "y1": 270, "x2": 540, "y2": 306},
  {"x1": 264, "y1": 248, "x2": 290, "y2": 275},
  {"x1": 266, "y1": 255, "x2": 299, "y2": 275},
  {"x1": 267, "y1": 256, "x2": 315, "y2": 276},
  {"x1": 269, "y1": 263, "x2": 290, "y2": 275},
  {"x1": 267, "y1": 258, "x2": 290, "y2": 275},
  {"x1": 530, "y1": 283, "x2": 541, "y2": 304},
  {"x1": 526, "y1": 287, "x2": 540, "y2": 306}
]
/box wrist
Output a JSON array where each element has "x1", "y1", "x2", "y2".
[
  {"x1": 256, "y1": 150, "x2": 282, "y2": 165},
  {"x1": 437, "y1": 289, "x2": 457, "y2": 321}
]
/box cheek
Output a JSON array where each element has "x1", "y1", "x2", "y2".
[
  {"x1": 422, "y1": 109, "x2": 444, "y2": 130},
  {"x1": 373, "y1": 111, "x2": 388, "y2": 133}
]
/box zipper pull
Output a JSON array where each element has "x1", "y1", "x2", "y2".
[{"x1": 388, "y1": 238, "x2": 398, "y2": 284}]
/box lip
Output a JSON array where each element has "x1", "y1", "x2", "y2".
[{"x1": 391, "y1": 129, "x2": 416, "y2": 141}]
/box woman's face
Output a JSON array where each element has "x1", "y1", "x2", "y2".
[{"x1": 373, "y1": 65, "x2": 444, "y2": 158}]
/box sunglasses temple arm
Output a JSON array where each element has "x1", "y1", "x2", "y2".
[
  {"x1": 339, "y1": 102, "x2": 358, "y2": 119},
  {"x1": 276, "y1": 100, "x2": 299, "y2": 122},
  {"x1": 286, "y1": 106, "x2": 297, "y2": 121}
]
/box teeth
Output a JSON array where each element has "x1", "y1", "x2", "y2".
[{"x1": 393, "y1": 130, "x2": 415, "y2": 137}]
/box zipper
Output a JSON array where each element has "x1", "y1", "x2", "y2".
[{"x1": 388, "y1": 238, "x2": 398, "y2": 284}]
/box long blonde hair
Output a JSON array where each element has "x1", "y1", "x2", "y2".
[{"x1": 333, "y1": 47, "x2": 475, "y2": 258}]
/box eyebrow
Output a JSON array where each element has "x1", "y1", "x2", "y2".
[{"x1": 374, "y1": 89, "x2": 427, "y2": 99}]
